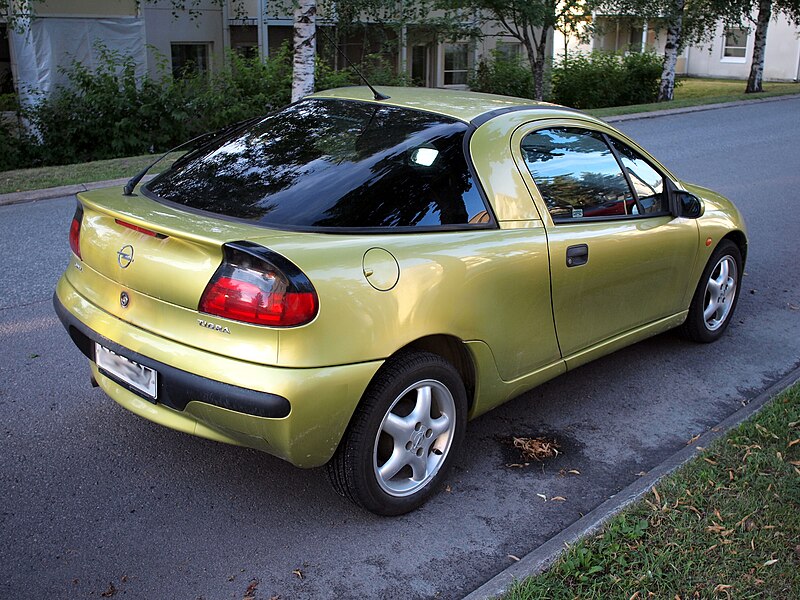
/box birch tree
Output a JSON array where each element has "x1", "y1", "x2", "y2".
[{"x1": 292, "y1": 0, "x2": 318, "y2": 101}]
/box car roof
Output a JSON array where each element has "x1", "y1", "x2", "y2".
[{"x1": 310, "y1": 86, "x2": 596, "y2": 126}]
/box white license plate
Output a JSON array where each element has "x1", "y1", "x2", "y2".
[{"x1": 95, "y1": 343, "x2": 157, "y2": 400}]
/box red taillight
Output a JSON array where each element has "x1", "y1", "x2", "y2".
[
  {"x1": 69, "y1": 204, "x2": 83, "y2": 259},
  {"x1": 199, "y1": 243, "x2": 318, "y2": 327}
]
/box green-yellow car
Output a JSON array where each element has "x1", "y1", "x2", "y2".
[{"x1": 54, "y1": 87, "x2": 747, "y2": 515}]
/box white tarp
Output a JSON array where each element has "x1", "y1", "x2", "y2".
[{"x1": 10, "y1": 16, "x2": 146, "y2": 107}]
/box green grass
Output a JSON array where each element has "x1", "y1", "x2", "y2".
[
  {"x1": 0, "y1": 153, "x2": 179, "y2": 195},
  {"x1": 506, "y1": 383, "x2": 800, "y2": 599},
  {"x1": 589, "y1": 77, "x2": 800, "y2": 118},
  {"x1": 1, "y1": 77, "x2": 798, "y2": 195}
]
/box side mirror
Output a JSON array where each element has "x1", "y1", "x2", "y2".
[{"x1": 676, "y1": 192, "x2": 703, "y2": 219}]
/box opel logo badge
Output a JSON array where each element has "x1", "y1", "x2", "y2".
[
  {"x1": 117, "y1": 244, "x2": 134, "y2": 269},
  {"x1": 120, "y1": 291, "x2": 130, "y2": 308}
]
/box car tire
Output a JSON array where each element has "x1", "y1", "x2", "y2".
[
  {"x1": 326, "y1": 351, "x2": 467, "y2": 516},
  {"x1": 681, "y1": 239, "x2": 742, "y2": 343}
]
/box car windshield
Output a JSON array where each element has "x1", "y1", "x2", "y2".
[{"x1": 145, "y1": 99, "x2": 490, "y2": 230}]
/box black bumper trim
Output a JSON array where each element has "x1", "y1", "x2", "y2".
[{"x1": 53, "y1": 294, "x2": 291, "y2": 419}]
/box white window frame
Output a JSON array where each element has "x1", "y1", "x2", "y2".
[
  {"x1": 721, "y1": 27, "x2": 748, "y2": 63},
  {"x1": 442, "y1": 42, "x2": 470, "y2": 88}
]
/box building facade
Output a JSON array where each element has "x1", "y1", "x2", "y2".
[
  {"x1": 1, "y1": 0, "x2": 518, "y2": 106},
  {"x1": 555, "y1": 12, "x2": 800, "y2": 82}
]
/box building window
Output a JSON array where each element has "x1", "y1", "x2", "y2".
[
  {"x1": 444, "y1": 43, "x2": 469, "y2": 86},
  {"x1": 171, "y1": 43, "x2": 210, "y2": 78},
  {"x1": 722, "y1": 28, "x2": 747, "y2": 60},
  {"x1": 495, "y1": 41, "x2": 521, "y2": 61}
]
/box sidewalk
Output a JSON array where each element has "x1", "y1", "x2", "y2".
[{"x1": 0, "y1": 175, "x2": 155, "y2": 207}]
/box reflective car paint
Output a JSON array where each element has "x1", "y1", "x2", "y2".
[{"x1": 54, "y1": 86, "x2": 747, "y2": 468}]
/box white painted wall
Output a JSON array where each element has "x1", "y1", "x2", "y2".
[
  {"x1": 142, "y1": 0, "x2": 225, "y2": 78},
  {"x1": 686, "y1": 16, "x2": 800, "y2": 81}
]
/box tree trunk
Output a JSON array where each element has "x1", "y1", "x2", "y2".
[
  {"x1": 524, "y1": 28, "x2": 549, "y2": 101},
  {"x1": 658, "y1": 0, "x2": 685, "y2": 102},
  {"x1": 533, "y1": 29, "x2": 549, "y2": 101},
  {"x1": 291, "y1": 0, "x2": 317, "y2": 103},
  {"x1": 746, "y1": 0, "x2": 772, "y2": 93},
  {"x1": 522, "y1": 39, "x2": 540, "y2": 99}
]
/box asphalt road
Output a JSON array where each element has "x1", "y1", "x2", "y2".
[{"x1": 2, "y1": 98, "x2": 799, "y2": 600}]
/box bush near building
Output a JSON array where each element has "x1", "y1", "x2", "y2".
[
  {"x1": 470, "y1": 51, "x2": 537, "y2": 100},
  {"x1": 551, "y1": 50, "x2": 664, "y2": 109}
]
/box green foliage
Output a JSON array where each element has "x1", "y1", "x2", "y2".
[
  {"x1": 436, "y1": 1, "x2": 599, "y2": 99},
  {"x1": 22, "y1": 43, "x2": 296, "y2": 167},
  {"x1": 0, "y1": 93, "x2": 18, "y2": 111},
  {"x1": 0, "y1": 118, "x2": 38, "y2": 172},
  {"x1": 470, "y1": 51, "x2": 535, "y2": 99},
  {"x1": 551, "y1": 50, "x2": 664, "y2": 109}
]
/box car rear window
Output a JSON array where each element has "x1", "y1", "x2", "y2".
[{"x1": 144, "y1": 99, "x2": 491, "y2": 231}]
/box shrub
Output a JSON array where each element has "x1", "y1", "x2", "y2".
[
  {"x1": 0, "y1": 117, "x2": 39, "y2": 172},
  {"x1": 470, "y1": 51, "x2": 535, "y2": 99},
  {"x1": 551, "y1": 50, "x2": 663, "y2": 109}
]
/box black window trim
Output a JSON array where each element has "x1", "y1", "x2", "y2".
[
  {"x1": 603, "y1": 132, "x2": 646, "y2": 216},
  {"x1": 142, "y1": 97, "x2": 499, "y2": 235},
  {"x1": 521, "y1": 124, "x2": 673, "y2": 225}
]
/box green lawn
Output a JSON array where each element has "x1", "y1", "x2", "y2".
[
  {"x1": 0, "y1": 153, "x2": 179, "y2": 196},
  {"x1": 505, "y1": 383, "x2": 800, "y2": 599},
  {"x1": 589, "y1": 77, "x2": 800, "y2": 118},
  {"x1": 1, "y1": 77, "x2": 798, "y2": 196}
]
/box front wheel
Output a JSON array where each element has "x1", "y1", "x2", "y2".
[
  {"x1": 327, "y1": 351, "x2": 467, "y2": 515},
  {"x1": 681, "y1": 239, "x2": 742, "y2": 343}
]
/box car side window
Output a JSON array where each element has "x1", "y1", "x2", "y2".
[
  {"x1": 521, "y1": 128, "x2": 635, "y2": 221},
  {"x1": 608, "y1": 138, "x2": 667, "y2": 215}
]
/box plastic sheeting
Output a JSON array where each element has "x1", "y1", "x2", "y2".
[{"x1": 9, "y1": 17, "x2": 146, "y2": 107}]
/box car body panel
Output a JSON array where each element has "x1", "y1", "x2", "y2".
[
  {"x1": 55, "y1": 89, "x2": 748, "y2": 471},
  {"x1": 312, "y1": 86, "x2": 543, "y2": 123},
  {"x1": 680, "y1": 181, "x2": 749, "y2": 304},
  {"x1": 57, "y1": 275, "x2": 380, "y2": 467},
  {"x1": 508, "y1": 117, "x2": 708, "y2": 356},
  {"x1": 467, "y1": 113, "x2": 545, "y2": 222},
  {"x1": 252, "y1": 227, "x2": 560, "y2": 377},
  {"x1": 544, "y1": 216, "x2": 699, "y2": 356}
]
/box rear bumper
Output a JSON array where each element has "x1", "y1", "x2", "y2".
[
  {"x1": 55, "y1": 295, "x2": 292, "y2": 418},
  {"x1": 54, "y1": 275, "x2": 382, "y2": 467}
]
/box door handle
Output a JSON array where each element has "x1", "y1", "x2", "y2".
[{"x1": 566, "y1": 244, "x2": 588, "y2": 267}]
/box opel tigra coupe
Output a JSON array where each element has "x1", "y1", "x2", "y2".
[{"x1": 55, "y1": 87, "x2": 746, "y2": 515}]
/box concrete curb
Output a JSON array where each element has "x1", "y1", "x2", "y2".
[
  {"x1": 0, "y1": 174, "x2": 155, "y2": 207},
  {"x1": 1, "y1": 93, "x2": 798, "y2": 208},
  {"x1": 462, "y1": 364, "x2": 800, "y2": 600},
  {"x1": 603, "y1": 93, "x2": 800, "y2": 123}
]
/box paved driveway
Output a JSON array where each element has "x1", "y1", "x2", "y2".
[{"x1": 1, "y1": 98, "x2": 799, "y2": 599}]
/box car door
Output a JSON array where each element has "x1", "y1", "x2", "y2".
[{"x1": 512, "y1": 122, "x2": 699, "y2": 359}]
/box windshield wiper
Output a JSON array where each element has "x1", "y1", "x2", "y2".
[{"x1": 123, "y1": 115, "x2": 264, "y2": 196}]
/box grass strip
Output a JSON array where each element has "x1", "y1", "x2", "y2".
[
  {"x1": 0, "y1": 153, "x2": 178, "y2": 195},
  {"x1": 506, "y1": 383, "x2": 800, "y2": 600},
  {"x1": 588, "y1": 78, "x2": 800, "y2": 118}
]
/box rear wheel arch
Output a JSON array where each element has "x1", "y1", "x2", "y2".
[
  {"x1": 327, "y1": 335, "x2": 475, "y2": 465},
  {"x1": 400, "y1": 335, "x2": 476, "y2": 412},
  {"x1": 326, "y1": 349, "x2": 468, "y2": 514}
]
